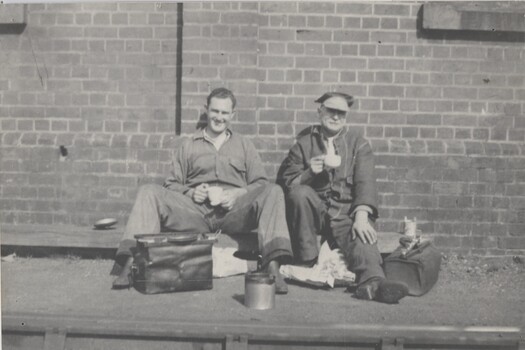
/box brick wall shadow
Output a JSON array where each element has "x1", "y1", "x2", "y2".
[
  {"x1": 416, "y1": 6, "x2": 525, "y2": 43},
  {"x1": 0, "y1": 24, "x2": 26, "y2": 35}
]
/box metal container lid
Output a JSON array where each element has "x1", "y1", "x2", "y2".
[{"x1": 245, "y1": 272, "x2": 275, "y2": 284}]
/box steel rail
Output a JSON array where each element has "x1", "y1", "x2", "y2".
[{"x1": 2, "y1": 312, "x2": 523, "y2": 350}]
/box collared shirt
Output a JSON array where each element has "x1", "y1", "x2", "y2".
[
  {"x1": 278, "y1": 125, "x2": 378, "y2": 219},
  {"x1": 324, "y1": 135, "x2": 336, "y2": 156},
  {"x1": 203, "y1": 129, "x2": 230, "y2": 150},
  {"x1": 164, "y1": 129, "x2": 268, "y2": 194}
]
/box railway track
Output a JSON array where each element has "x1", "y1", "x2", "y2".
[{"x1": 3, "y1": 312, "x2": 523, "y2": 350}]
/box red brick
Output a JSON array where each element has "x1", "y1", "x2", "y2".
[
  {"x1": 277, "y1": 123, "x2": 294, "y2": 135},
  {"x1": 362, "y1": 17, "x2": 379, "y2": 29},
  {"x1": 370, "y1": 85, "x2": 404, "y2": 98},
  {"x1": 277, "y1": 137, "x2": 294, "y2": 151},
  {"x1": 371, "y1": 31, "x2": 406, "y2": 44},
  {"x1": 402, "y1": 194, "x2": 436, "y2": 207},
  {"x1": 358, "y1": 44, "x2": 376, "y2": 56},
  {"x1": 384, "y1": 126, "x2": 401, "y2": 137},
  {"x1": 259, "y1": 56, "x2": 294, "y2": 69},
  {"x1": 401, "y1": 127, "x2": 417, "y2": 138},
  {"x1": 259, "y1": 28, "x2": 295, "y2": 41},
  {"x1": 480, "y1": 61, "x2": 515, "y2": 74},
  {"x1": 508, "y1": 224, "x2": 525, "y2": 237},
  {"x1": 260, "y1": 2, "x2": 298, "y2": 13},
  {"x1": 498, "y1": 237, "x2": 525, "y2": 249},
  {"x1": 406, "y1": 86, "x2": 440, "y2": 99},
  {"x1": 233, "y1": 123, "x2": 257, "y2": 135},
  {"x1": 326, "y1": 16, "x2": 343, "y2": 28},
  {"x1": 220, "y1": 39, "x2": 257, "y2": 52},
  {"x1": 322, "y1": 70, "x2": 339, "y2": 83},
  {"x1": 339, "y1": 17, "x2": 359, "y2": 29},
  {"x1": 258, "y1": 124, "x2": 276, "y2": 135},
  {"x1": 299, "y1": 2, "x2": 335, "y2": 13},
  {"x1": 259, "y1": 109, "x2": 294, "y2": 122},
  {"x1": 336, "y1": 3, "x2": 372, "y2": 15},
  {"x1": 334, "y1": 31, "x2": 370, "y2": 42},
  {"x1": 295, "y1": 29, "x2": 331, "y2": 42},
  {"x1": 306, "y1": 16, "x2": 325, "y2": 28},
  {"x1": 296, "y1": 56, "x2": 330, "y2": 69},
  {"x1": 252, "y1": 137, "x2": 276, "y2": 152},
  {"x1": 369, "y1": 58, "x2": 404, "y2": 70},
  {"x1": 360, "y1": 99, "x2": 380, "y2": 111},
  {"x1": 389, "y1": 140, "x2": 409, "y2": 153},
  {"x1": 374, "y1": 4, "x2": 410, "y2": 16},
  {"x1": 478, "y1": 88, "x2": 514, "y2": 101},
  {"x1": 396, "y1": 45, "x2": 413, "y2": 57},
  {"x1": 286, "y1": 15, "x2": 305, "y2": 27},
  {"x1": 380, "y1": 18, "x2": 398, "y2": 29},
  {"x1": 221, "y1": 12, "x2": 258, "y2": 25}
]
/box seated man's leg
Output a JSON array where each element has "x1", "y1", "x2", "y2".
[
  {"x1": 331, "y1": 216, "x2": 408, "y2": 304},
  {"x1": 330, "y1": 215, "x2": 384, "y2": 284},
  {"x1": 112, "y1": 184, "x2": 209, "y2": 288},
  {"x1": 220, "y1": 184, "x2": 293, "y2": 293},
  {"x1": 286, "y1": 185, "x2": 326, "y2": 265}
]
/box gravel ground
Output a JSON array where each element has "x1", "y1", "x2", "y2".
[{"x1": 1, "y1": 254, "x2": 524, "y2": 328}]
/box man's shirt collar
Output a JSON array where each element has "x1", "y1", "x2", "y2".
[{"x1": 192, "y1": 128, "x2": 233, "y2": 140}]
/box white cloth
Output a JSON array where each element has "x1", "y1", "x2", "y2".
[
  {"x1": 212, "y1": 246, "x2": 249, "y2": 278},
  {"x1": 279, "y1": 241, "x2": 355, "y2": 288}
]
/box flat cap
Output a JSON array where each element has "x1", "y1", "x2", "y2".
[{"x1": 315, "y1": 92, "x2": 354, "y2": 112}]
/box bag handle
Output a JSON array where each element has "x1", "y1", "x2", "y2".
[
  {"x1": 166, "y1": 233, "x2": 199, "y2": 244},
  {"x1": 404, "y1": 240, "x2": 433, "y2": 259}
]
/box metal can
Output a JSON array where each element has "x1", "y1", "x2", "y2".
[{"x1": 244, "y1": 272, "x2": 275, "y2": 310}]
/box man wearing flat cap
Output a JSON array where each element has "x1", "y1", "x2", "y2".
[{"x1": 278, "y1": 92, "x2": 409, "y2": 304}]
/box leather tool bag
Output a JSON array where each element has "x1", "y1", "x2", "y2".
[
  {"x1": 131, "y1": 233, "x2": 214, "y2": 294},
  {"x1": 384, "y1": 240, "x2": 442, "y2": 296}
]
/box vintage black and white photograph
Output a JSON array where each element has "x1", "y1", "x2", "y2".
[{"x1": 1, "y1": 1, "x2": 524, "y2": 349}]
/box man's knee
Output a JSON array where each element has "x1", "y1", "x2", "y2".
[
  {"x1": 287, "y1": 185, "x2": 317, "y2": 204},
  {"x1": 265, "y1": 183, "x2": 285, "y2": 199},
  {"x1": 136, "y1": 183, "x2": 164, "y2": 200}
]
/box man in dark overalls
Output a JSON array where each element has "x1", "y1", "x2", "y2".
[{"x1": 279, "y1": 92, "x2": 408, "y2": 303}]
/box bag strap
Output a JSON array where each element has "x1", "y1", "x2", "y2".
[{"x1": 404, "y1": 240, "x2": 433, "y2": 259}]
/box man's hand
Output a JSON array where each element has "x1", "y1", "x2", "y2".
[
  {"x1": 220, "y1": 188, "x2": 247, "y2": 211},
  {"x1": 309, "y1": 155, "x2": 326, "y2": 174},
  {"x1": 351, "y1": 210, "x2": 377, "y2": 245},
  {"x1": 190, "y1": 183, "x2": 209, "y2": 203}
]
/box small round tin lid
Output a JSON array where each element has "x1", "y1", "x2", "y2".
[{"x1": 93, "y1": 218, "x2": 118, "y2": 230}]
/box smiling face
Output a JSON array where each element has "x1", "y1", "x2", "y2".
[
  {"x1": 205, "y1": 97, "x2": 235, "y2": 137},
  {"x1": 318, "y1": 105, "x2": 347, "y2": 137}
]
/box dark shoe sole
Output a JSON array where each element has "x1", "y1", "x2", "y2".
[
  {"x1": 112, "y1": 276, "x2": 131, "y2": 290},
  {"x1": 275, "y1": 286, "x2": 288, "y2": 295},
  {"x1": 355, "y1": 284, "x2": 376, "y2": 300},
  {"x1": 377, "y1": 281, "x2": 409, "y2": 304}
]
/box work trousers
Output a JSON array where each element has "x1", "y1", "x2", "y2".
[
  {"x1": 114, "y1": 183, "x2": 293, "y2": 270},
  {"x1": 286, "y1": 185, "x2": 385, "y2": 284}
]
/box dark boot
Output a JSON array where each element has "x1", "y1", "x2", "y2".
[
  {"x1": 267, "y1": 260, "x2": 288, "y2": 295},
  {"x1": 354, "y1": 277, "x2": 408, "y2": 304},
  {"x1": 112, "y1": 256, "x2": 133, "y2": 290}
]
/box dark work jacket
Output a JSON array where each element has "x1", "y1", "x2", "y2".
[{"x1": 279, "y1": 125, "x2": 378, "y2": 221}]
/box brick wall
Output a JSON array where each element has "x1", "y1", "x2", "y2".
[
  {"x1": 1, "y1": 2, "x2": 524, "y2": 256},
  {"x1": 1, "y1": 2, "x2": 180, "y2": 226}
]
